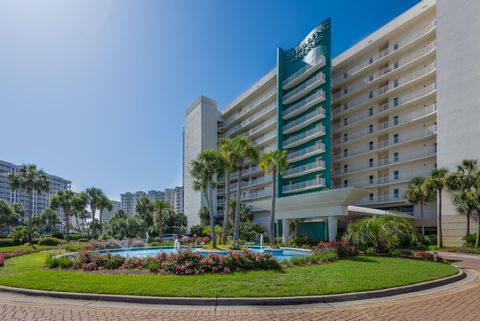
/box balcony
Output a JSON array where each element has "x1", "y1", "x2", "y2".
[
  {"x1": 282, "y1": 55, "x2": 326, "y2": 90},
  {"x1": 333, "y1": 147, "x2": 436, "y2": 177},
  {"x1": 355, "y1": 195, "x2": 405, "y2": 206},
  {"x1": 333, "y1": 104, "x2": 436, "y2": 145},
  {"x1": 223, "y1": 103, "x2": 276, "y2": 137},
  {"x1": 333, "y1": 125, "x2": 437, "y2": 161},
  {"x1": 283, "y1": 89, "x2": 325, "y2": 120},
  {"x1": 283, "y1": 125, "x2": 325, "y2": 149},
  {"x1": 335, "y1": 170, "x2": 431, "y2": 189},
  {"x1": 333, "y1": 63, "x2": 436, "y2": 116},
  {"x1": 283, "y1": 178, "x2": 325, "y2": 194},
  {"x1": 283, "y1": 160, "x2": 326, "y2": 179},
  {"x1": 242, "y1": 188, "x2": 272, "y2": 201},
  {"x1": 288, "y1": 143, "x2": 325, "y2": 163},
  {"x1": 253, "y1": 131, "x2": 276, "y2": 147},
  {"x1": 282, "y1": 107, "x2": 325, "y2": 134},
  {"x1": 241, "y1": 117, "x2": 276, "y2": 138},
  {"x1": 283, "y1": 72, "x2": 326, "y2": 104},
  {"x1": 333, "y1": 41, "x2": 436, "y2": 102},
  {"x1": 333, "y1": 20, "x2": 436, "y2": 87}
]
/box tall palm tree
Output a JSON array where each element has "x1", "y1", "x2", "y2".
[
  {"x1": 190, "y1": 149, "x2": 226, "y2": 248},
  {"x1": 231, "y1": 136, "x2": 258, "y2": 242},
  {"x1": 115, "y1": 209, "x2": 127, "y2": 219},
  {"x1": 85, "y1": 187, "x2": 105, "y2": 238},
  {"x1": 153, "y1": 200, "x2": 172, "y2": 240},
  {"x1": 97, "y1": 195, "x2": 112, "y2": 235},
  {"x1": 447, "y1": 159, "x2": 479, "y2": 237},
  {"x1": 135, "y1": 196, "x2": 153, "y2": 238},
  {"x1": 0, "y1": 199, "x2": 20, "y2": 231},
  {"x1": 259, "y1": 150, "x2": 288, "y2": 245},
  {"x1": 7, "y1": 164, "x2": 50, "y2": 243},
  {"x1": 72, "y1": 192, "x2": 87, "y2": 235},
  {"x1": 218, "y1": 137, "x2": 236, "y2": 244},
  {"x1": 49, "y1": 189, "x2": 79, "y2": 241},
  {"x1": 39, "y1": 208, "x2": 61, "y2": 234},
  {"x1": 426, "y1": 167, "x2": 449, "y2": 248},
  {"x1": 404, "y1": 176, "x2": 434, "y2": 237}
]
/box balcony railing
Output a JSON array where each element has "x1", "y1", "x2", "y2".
[
  {"x1": 223, "y1": 103, "x2": 276, "y2": 137},
  {"x1": 333, "y1": 147, "x2": 436, "y2": 176},
  {"x1": 282, "y1": 55, "x2": 326, "y2": 89},
  {"x1": 333, "y1": 125, "x2": 437, "y2": 161},
  {"x1": 283, "y1": 125, "x2": 325, "y2": 149},
  {"x1": 222, "y1": 88, "x2": 276, "y2": 127},
  {"x1": 283, "y1": 178, "x2": 325, "y2": 193},
  {"x1": 283, "y1": 72, "x2": 325, "y2": 104},
  {"x1": 335, "y1": 170, "x2": 431, "y2": 189},
  {"x1": 283, "y1": 160, "x2": 326, "y2": 178},
  {"x1": 355, "y1": 195, "x2": 405, "y2": 205},
  {"x1": 282, "y1": 107, "x2": 325, "y2": 134},
  {"x1": 241, "y1": 117, "x2": 276, "y2": 137},
  {"x1": 242, "y1": 188, "x2": 272, "y2": 201},
  {"x1": 253, "y1": 131, "x2": 276, "y2": 147},
  {"x1": 333, "y1": 41, "x2": 436, "y2": 101},
  {"x1": 288, "y1": 143, "x2": 325, "y2": 162},
  {"x1": 333, "y1": 63, "x2": 436, "y2": 116},
  {"x1": 283, "y1": 89, "x2": 325, "y2": 119},
  {"x1": 333, "y1": 20, "x2": 436, "y2": 86}
]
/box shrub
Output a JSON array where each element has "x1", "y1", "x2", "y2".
[
  {"x1": 313, "y1": 240, "x2": 358, "y2": 257},
  {"x1": 104, "y1": 254, "x2": 125, "y2": 269},
  {"x1": 343, "y1": 215, "x2": 418, "y2": 253},
  {"x1": 63, "y1": 245, "x2": 85, "y2": 252},
  {"x1": 149, "y1": 242, "x2": 160, "y2": 247},
  {"x1": 46, "y1": 255, "x2": 73, "y2": 269},
  {"x1": 38, "y1": 237, "x2": 63, "y2": 246},
  {"x1": 77, "y1": 238, "x2": 90, "y2": 243},
  {"x1": 190, "y1": 224, "x2": 207, "y2": 236},
  {"x1": 4, "y1": 249, "x2": 40, "y2": 259},
  {"x1": 365, "y1": 247, "x2": 376, "y2": 255},
  {"x1": 147, "y1": 261, "x2": 159, "y2": 272},
  {"x1": 288, "y1": 236, "x2": 319, "y2": 248},
  {"x1": 50, "y1": 232, "x2": 64, "y2": 240},
  {"x1": 238, "y1": 222, "x2": 265, "y2": 242},
  {"x1": 462, "y1": 234, "x2": 476, "y2": 248},
  {"x1": 424, "y1": 234, "x2": 437, "y2": 246},
  {"x1": 288, "y1": 249, "x2": 338, "y2": 266},
  {"x1": 0, "y1": 238, "x2": 19, "y2": 247}
]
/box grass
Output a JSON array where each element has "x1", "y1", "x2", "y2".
[
  {"x1": 0, "y1": 245, "x2": 58, "y2": 252},
  {"x1": 0, "y1": 252, "x2": 458, "y2": 297}
]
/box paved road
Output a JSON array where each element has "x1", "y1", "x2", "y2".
[{"x1": 0, "y1": 252, "x2": 479, "y2": 321}]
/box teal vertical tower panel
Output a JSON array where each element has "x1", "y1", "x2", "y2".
[{"x1": 277, "y1": 18, "x2": 332, "y2": 198}]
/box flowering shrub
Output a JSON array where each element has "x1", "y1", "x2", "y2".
[
  {"x1": 312, "y1": 240, "x2": 358, "y2": 257},
  {"x1": 180, "y1": 236, "x2": 210, "y2": 246},
  {"x1": 86, "y1": 239, "x2": 145, "y2": 250},
  {"x1": 3, "y1": 249, "x2": 40, "y2": 259},
  {"x1": 67, "y1": 249, "x2": 279, "y2": 274}
]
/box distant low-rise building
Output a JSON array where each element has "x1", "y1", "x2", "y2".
[{"x1": 120, "y1": 186, "x2": 184, "y2": 216}]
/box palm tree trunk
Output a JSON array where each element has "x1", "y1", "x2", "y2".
[
  {"x1": 91, "y1": 205, "x2": 96, "y2": 239},
  {"x1": 467, "y1": 212, "x2": 470, "y2": 236},
  {"x1": 222, "y1": 173, "x2": 230, "y2": 244},
  {"x1": 437, "y1": 189, "x2": 443, "y2": 248},
  {"x1": 269, "y1": 171, "x2": 277, "y2": 246},
  {"x1": 233, "y1": 168, "x2": 242, "y2": 241},
  {"x1": 420, "y1": 201, "x2": 425, "y2": 237},
  {"x1": 205, "y1": 186, "x2": 216, "y2": 248},
  {"x1": 99, "y1": 210, "x2": 103, "y2": 235},
  {"x1": 158, "y1": 212, "x2": 163, "y2": 239},
  {"x1": 65, "y1": 210, "x2": 71, "y2": 242},
  {"x1": 27, "y1": 190, "x2": 33, "y2": 244},
  {"x1": 476, "y1": 211, "x2": 480, "y2": 248}
]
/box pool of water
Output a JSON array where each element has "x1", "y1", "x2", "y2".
[{"x1": 97, "y1": 246, "x2": 310, "y2": 261}]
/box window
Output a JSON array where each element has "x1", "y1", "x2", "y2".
[
  {"x1": 343, "y1": 88, "x2": 348, "y2": 94},
  {"x1": 394, "y1": 152, "x2": 399, "y2": 162},
  {"x1": 343, "y1": 133, "x2": 348, "y2": 142},
  {"x1": 393, "y1": 116, "x2": 399, "y2": 125},
  {"x1": 393, "y1": 79, "x2": 399, "y2": 88},
  {"x1": 369, "y1": 158, "x2": 374, "y2": 167},
  {"x1": 344, "y1": 72, "x2": 348, "y2": 79},
  {"x1": 369, "y1": 141, "x2": 374, "y2": 150},
  {"x1": 343, "y1": 149, "x2": 348, "y2": 157},
  {"x1": 393, "y1": 133, "x2": 399, "y2": 144},
  {"x1": 343, "y1": 118, "x2": 348, "y2": 126},
  {"x1": 369, "y1": 193, "x2": 374, "y2": 201},
  {"x1": 434, "y1": 142, "x2": 437, "y2": 153},
  {"x1": 368, "y1": 107, "x2": 373, "y2": 116},
  {"x1": 393, "y1": 43, "x2": 399, "y2": 50},
  {"x1": 369, "y1": 175, "x2": 374, "y2": 184},
  {"x1": 343, "y1": 103, "x2": 348, "y2": 111},
  {"x1": 393, "y1": 97, "x2": 399, "y2": 107},
  {"x1": 369, "y1": 57, "x2": 374, "y2": 64},
  {"x1": 344, "y1": 164, "x2": 348, "y2": 173},
  {"x1": 394, "y1": 189, "x2": 400, "y2": 199},
  {"x1": 393, "y1": 61, "x2": 399, "y2": 69},
  {"x1": 344, "y1": 180, "x2": 348, "y2": 188},
  {"x1": 369, "y1": 124, "x2": 374, "y2": 133},
  {"x1": 369, "y1": 91, "x2": 374, "y2": 99},
  {"x1": 394, "y1": 170, "x2": 399, "y2": 180},
  {"x1": 369, "y1": 74, "x2": 374, "y2": 81}
]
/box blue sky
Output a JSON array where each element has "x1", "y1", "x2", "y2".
[{"x1": 0, "y1": 0, "x2": 419, "y2": 201}]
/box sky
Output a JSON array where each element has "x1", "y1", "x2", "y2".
[{"x1": 0, "y1": 0, "x2": 419, "y2": 201}]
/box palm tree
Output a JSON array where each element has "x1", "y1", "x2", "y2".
[
  {"x1": 97, "y1": 195, "x2": 112, "y2": 235},
  {"x1": 49, "y1": 189, "x2": 79, "y2": 241},
  {"x1": 259, "y1": 150, "x2": 288, "y2": 245},
  {"x1": 453, "y1": 190, "x2": 475, "y2": 236},
  {"x1": 6, "y1": 164, "x2": 50, "y2": 243},
  {"x1": 447, "y1": 159, "x2": 479, "y2": 237},
  {"x1": 0, "y1": 199, "x2": 20, "y2": 231},
  {"x1": 404, "y1": 176, "x2": 434, "y2": 237},
  {"x1": 153, "y1": 200, "x2": 172, "y2": 240},
  {"x1": 72, "y1": 192, "x2": 87, "y2": 235},
  {"x1": 190, "y1": 149, "x2": 226, "y2": 248},
  {"x1": 135, "y1": 196, "x2": 153, "y2": 238},
  {"x1": 218, "y1": 137, "x2": 236, "y2": 244},
  {"x1": 231, "y1": 136, "x2": 258, "y2": 242},
  {"x1": 426, "y1": 167, "x2": 449, "y2": 248},
  {"x1": 39, "y1": 208, "x2": 61, "y2": 234},
  {"x1": 114, "y1": 209, "x2": 127, "y2": 219},
  {"x1": 85, "y1": 187, "x2": 105, "y2": 238}
]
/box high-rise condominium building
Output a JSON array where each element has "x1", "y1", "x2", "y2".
[
  {"x1": 101, "y1": 200, "x2": 121, "y2": 222},
  {"x1": 183, "y1": 0, "x2": 480, "y2": 245},
  {"x1": 120, "y1": 187, "x2": 184, "y2": 216},
  {"x1": 0, "y1": 160, "x2": 71, "y2": 229}
]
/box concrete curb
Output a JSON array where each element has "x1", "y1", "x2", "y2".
[{"x1": 0, "y1": 269, "x2": 466, "y2": 306}]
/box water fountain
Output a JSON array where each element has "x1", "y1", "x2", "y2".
[
  {"x1": 260, "y1": 234, "x2": 264, "y2": 251},
  {"x1": 144, "y1": 232, "x2": 150, "y2": 248},
  {"x1": 174, "y1": 237, "x2": 181, "y2": 252}
]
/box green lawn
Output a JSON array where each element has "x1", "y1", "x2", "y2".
[
  {"x1": 0, "y1": 252, "x2": 458, "y2": 297},
  {"x1": 0, "y1": 245, "x2": 58, "y2": 252}
]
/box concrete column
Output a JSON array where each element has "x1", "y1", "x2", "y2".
[
  {"x1": 282, "y1": 219, "x2": 290, "y2": 246},
  {"x1": 328, "y1": 217, "x2": 337, "y2": 241}
]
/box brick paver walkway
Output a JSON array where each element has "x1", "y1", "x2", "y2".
[{"x1": 1, "y1": 252, "x2": 479, "y2": 321}]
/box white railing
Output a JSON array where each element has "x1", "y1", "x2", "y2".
[
  {"x1": 333, "y1": 125, "x2": 437, "y2": 160},
  {"x1": 356, "y1": 195, "x2": 405, "y2": 205},
  {"x1": 282, "y1": 107, "x2": 325, "y2": 133},
  {"x1": 283, "y1": 89, "x2": 325, "y2": 118},
  {"x1": 223, "y1": 88, "x2": 276, "y2": 127},
  {"x1": 336, "y1": 169, "x2": 431, "y2": 189},
  {"x1": 283, "y1": 178, "x2": 325, "y2": 193},
  {"x1": 333, "y1": 20, "x2": 436, "y2": 85},
  {"x1": 284, "y1": 160, "x2": 326, "y2": 177},
  {"x1": 283, "y1": 125, "x2": 325, "y2": 148},
  {"x1": 253, "y1": 131, "x2": 276, "y2": 146},
  {"x1": 242, "y1": 188, "x2": 272, "y2": 201},
  {"x1": 288, "y1": 143, "x2": 325, "y2": 161},
  {"x1": 334, "y1": 41, "x2": 436, "y2": 101},
  {"x1": 282, "y1": 55, "x2": 325, "y2": 88},
  {"x1": 283, "y1": 72, "x2": 325, "y2": 103},
  {"x1": 241, "y1": 117, "x2": 276, "y2": 137},
  {"x1": 223, "y1": 103, "x2": 276, "y2": 137},
  {"x1": 333, "y1": 147, "x2": 436, "y2": 176}
]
